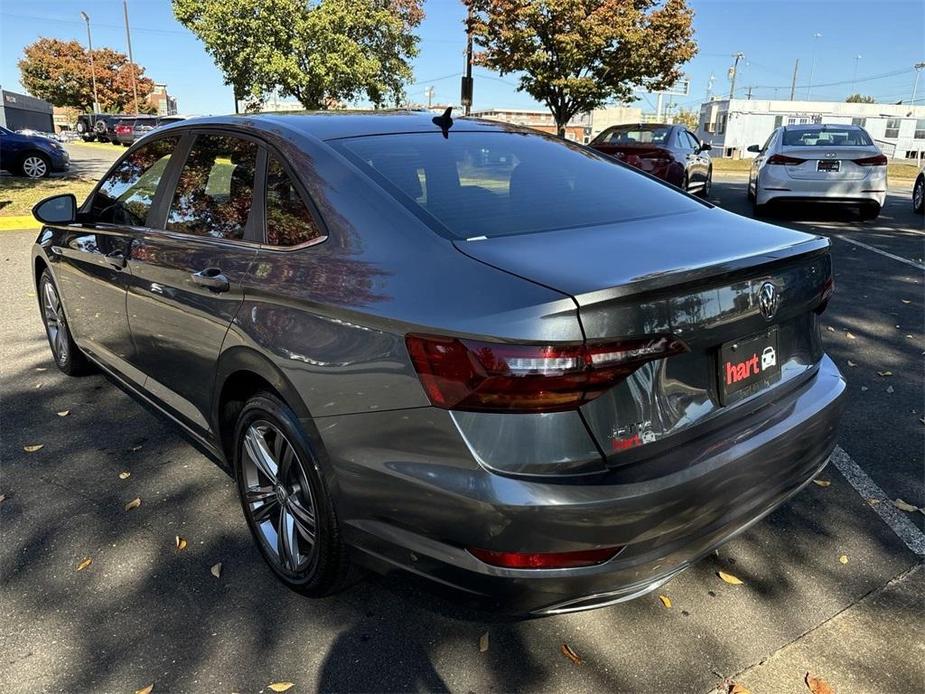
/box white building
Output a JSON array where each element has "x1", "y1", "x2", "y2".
[
  {"x1": 697, "y1": 99, "x2": 925, "y2": 160},
  {"x1": 470, "y1": 105, "x2": 642, "y2": 142}
]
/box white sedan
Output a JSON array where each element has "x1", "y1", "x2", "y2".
[{"x1": 747, "y1": 124, "x2": 887, "y2": 220}]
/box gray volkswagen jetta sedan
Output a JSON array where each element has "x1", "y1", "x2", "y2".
[{"x1": 31, "y1": 111, "x2": 845, "y2": 614}]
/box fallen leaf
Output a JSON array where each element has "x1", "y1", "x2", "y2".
[
  {"x1": 210, "y1": 562, "x2": 223, "y2": 578},
  {"x1": 893, "y1": 498, "x2": 919, "y2": 513},
  {"x1": 825, "y1": 326, "x2": 835, "y2": 332},
  {"x1": 805, "y1": 672, "x2": 835, "y2": 694},
  {"x1": 35, "y1": 367, "x2": 47, "y2": 372},
  {"x1": 119, "y1": 471, "x2": 131, "y2": 480},
  {"x1": 268, "y1": 683, "x2": 294, "y2": 693},
  {"x1": 175, "y1": 536, "x2": 188, "y2": 552},
  {"x1": 76, "y1": 557, "x2": 92, "y2": 571},
  {"x1": 812, "y1": 479, "x2": 831, "y2": 487},
  {"x1": 860, "y1": 386, "x2": 869, "y2": 392},
  {"x1": 658, "y1": 594, "x2": 672, "y2": 608},
  {"x1": 846, "y1": 360, "x2": 857, "y2": 367},
  {"x1": 0, "y1": 494, "x2": 6, "y2": 504},
  {"x1": 729, "y1": 683, "x2": 752, "y2": 694},
  {"x1": 560, "y1": 642, "x2": 582, "y2": 666},
  {"x1": 124, "y1": 497, "x2": 141, "y2": 511},
  {"x1": 23, "y1": 444, "x2": 44, "y2": 453},
  {"x1": 479, "y1": 631, "x2": 489, "y2": 653},
  {"x1": 886, "y1": 385, "x2": 894, "y2": 394},
  {"x1": 877, "y1": 371, "x2": 893, "y2": 377},
  {"x1": 901, "y1": 299, "x2": 911, "y2": 304},
  {"x1": 718, "y1": 571, "x2": 744, "y2": 585},
  {"x1": 846, "y1": 332, "x2": 856, "y2": 340},
  {"x1": 838, "y1": 554, "x2": 848, "y2": 564},
  {"x1": 130, "y1": 444, "x2": 143, "y2": 452},
  {"x1": 867, "y1": 497, "x2": 881, "y2": 506},
  {"x1": 56, "y1": 410, "x2": 70, "y2": 417},
  {"x1": 135, "y1": 685, "x2": 154, "y2": 694}
]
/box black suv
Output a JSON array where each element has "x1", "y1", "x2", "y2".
[{"x1": 75, "y1": 113, "x2": 129, "y2": 143}]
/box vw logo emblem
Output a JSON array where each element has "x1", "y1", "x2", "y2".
[{"x1": 758, "y1": 282, "x2": 779, "y2": 321}]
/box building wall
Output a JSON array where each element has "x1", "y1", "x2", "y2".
[
  {"x1": 0, "y1": 90, "x2": 54, "y2": 131},
  {"x1": 470, "y1": 106, "x2": 641, "y2": 143},
  {"x1": 697, "y1": 99, "x2": 925, "y2": 160}
]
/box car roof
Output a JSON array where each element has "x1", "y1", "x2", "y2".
[{"x1": 157, "y1": 109, "x2": 523, "y2": 141}]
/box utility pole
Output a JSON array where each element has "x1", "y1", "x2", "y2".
[
  {"x1": 912, "y1": 62, "x2": 925, "y2": 105},
  {"x1": 123, "y1": 0, "x2": 140, "y2": 114},
  {"x1": 461, "y1": 3, "x2": 474, "y2": 115},
  {"x1": 706, "y1": 73, "x2": 715, "y2": 100},
  {"x1": 807, "y1": 33, "x2": 822, "y2": 99},
  {"x1": 425, "y1": 86, "x2": 435, "y2": 109},
  {"x1": 728, "y1": 52, "x2": 744, "y2": 101},
  {"x1": 80, "y1": 11, "x2": 100, "y2": 113},
  {"x1": 850, "y1": 55, "x2": 862, "y2": 95},
  {"x1": 789, "y1": 58, "x2": 799, "y2": 100},
  {"x1": 746, "y1": 85, "x2": 753, "y2": 100}
]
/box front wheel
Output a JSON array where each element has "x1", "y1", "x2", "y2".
[
  {"x1": 19, "y1": 153, "x2": 50, "y2": 179},
  {"x1": 913, "y1": 176, "x2": 924, "y2": 214},
  {"x1": 234, "y1": 392, "x2": 349, "y2": 596},
  {"x1": 39, "y1": 271, "x2": 91, "y2": 375}
]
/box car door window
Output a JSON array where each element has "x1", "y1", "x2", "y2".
[
  {"x1": 265, "y1": 155, "x2": 323, "y2": 246},
  {"x1": 89, "y1": 136, "x2": 179, "y2": 226},
  {"x1": 760, "y1": 131, "x2": 776, "y2": 153},
  {"x1": 685, "y1": 132, "x2": 701, "y2": 150},
  {"x1": 166, "y1": 134, "x2": 258, "y2": 240}
]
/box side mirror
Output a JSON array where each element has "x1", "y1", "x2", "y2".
[
  {"x1": 746, "y1": 144, "x2": 761, "y2": 153},
  {"x1": 699, "y1": 143, "x2": 712, "y2": 152},
  {"x1": 32, "y1": 194, "x2": 76, "y2": 225}
]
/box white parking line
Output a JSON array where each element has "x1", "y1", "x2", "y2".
[
  {"x1": 832, "y1": 235, "x2": 925, "y2": 270},
  {"x1": 830, "y1": 446, "x2": 925, "y2": 556}
]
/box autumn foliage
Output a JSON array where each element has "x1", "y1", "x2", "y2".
[{"x1": 18, "y1": 38, "x2": 156, "y2": 113}]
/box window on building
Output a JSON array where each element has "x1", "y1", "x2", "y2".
[
  {"x1": 885, "y1": 118, "x2": 901, "y2": 139},
  {"x1": 915, "y1": 119, "x2": 925, "y2": 139},
  {"x1": 851, "y1": 117, "x2": 866, "y2": 128},
  {"x1": 716, "y1": 113, "x2": 727, "y2": 134},
  {"x1": 905, "y1": 150, "x2": 923, "y2": 160},
  {"x1": 773, "y1": 116, "x2": 783, "y2": 128}
]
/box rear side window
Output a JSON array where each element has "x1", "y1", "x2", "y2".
[
  {"x1": 89, "y1": 136, "x2": 179, "y2": 225},
  {"x1": 265, "y1": 156, "x2": 323, "y2": 246},
  {"x1": 782, "y1": 127, "x2": 872, "y2": 147},
  {"x1": 335, "y1": 131, "x2": 699, "y2": 239},
  {"x1": 166, "y1": 134, "x2": 258, "y2": 240}
]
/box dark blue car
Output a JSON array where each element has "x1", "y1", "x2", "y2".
[{"x1": 0, "y1": 126, "x2": 69, "y2": 178}]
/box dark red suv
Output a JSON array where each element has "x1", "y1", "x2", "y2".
[{"x1": 590, "y1": 123, "x2": 713, "y2": 197}]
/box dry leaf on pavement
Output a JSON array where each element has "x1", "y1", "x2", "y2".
[
  {"x1": 135, "y1": 685, "x2": 154, "y2": 694},
  {"x1": 825, "y1": 326, "x2": 835, "y2": 332},
  {"x1": 729, "y1": 683, "x2": 752, "y2": 694},
  {"x1": 56, "y1": 410, "x2": 70, "y2": 417},
  {"x1": 877, "y1": 371, "x2": 893, "y2": 377},
  {"x1": 124, "y1": 497, "x2": 141, "y2": 511},
  {"x1": 805, "y1": 672, "x2": 835, "y2": 694},
  {"x1": 211, "y1": 562, "x2": 223, "y2": 578},
  {"x1": 130, "y1": 444, "x2": 143, "y2": 452},
  {"x1": 0, "y1": 494, "x2": 6, "y2": 504},
  {"x1": 846, "y1": 332, "x2": 856, "y2": 340},
  {"x1": 838, "y1": 554, "x2": 848, "y2": 564},
  {"x1": 119, "y1": 471, "x2": 131, "y2": 480},
  {"x1": 901, "y1": 299, "x2": 911, "y2": 304},
  {"x1": 812, "y1": 479, "x2": 831, "y2": 487},
  {"x1": 23, "y1": 444, "x2": 44, "y2": 453},
  {"x1": 893, "y1": 498, "x2": 919, "y2": 512},
  {"x1": 658, "y1": 594, "x2": 672, "y2": 608},
  {"x1": 175, "y1": 536, "x2": 188, "y2": 551},
  {"x1": 479, "y1": 631, "x2": 489, "y2": 652},
  {"x1": 718, "y1": 571, "x2": 744, "y2": 585},
  {"x1": 560, "y1": 643, "x2": 582, "y2": 665},
  {"x1": 268, "y1": 683, "x2": 295, "y2": 692},
  {"x1": 846, "y1": 360, "x2": 856, "y2": 367},
  {"x1": 75, "y1": 557, "x2": 92, "y2": 571}
]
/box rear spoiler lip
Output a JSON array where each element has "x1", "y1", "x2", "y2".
[{"x1": 574, "y1": 235, "x2": 831, "y2": 306}]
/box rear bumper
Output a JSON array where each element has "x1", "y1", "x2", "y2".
[
  {"x1": 757, "y1": 166, "x2": 887, "y2": 206},
  {"x1": 326, "y1": 356, "x2": 846, "y2": 614}
]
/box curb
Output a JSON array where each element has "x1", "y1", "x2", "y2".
[{"x1": 0, "y1": 216, "x2": 39, "y2": 231}]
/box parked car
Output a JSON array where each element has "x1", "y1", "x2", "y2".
[
  {"x1": 30, "y1": 112, "x2": 845, "y2": 614},
  {"x1": 913, "y1": 165, "x2": 924, "y2": 214},
  {"x1": 747, "y1": 124, "x2": 887, "y2": 219},
  {"x1": 0, "y1": 125, "x2": 69, "y2": 178},
  {"x1": 112, "y1": 116, "x2": 187, "y2": 147},
  {"x1": 75, "y1": 113, "x2": 128, "y2": 143},
  {"x1": 589, "y1": 123, "x2": 713, "y2": 197}
]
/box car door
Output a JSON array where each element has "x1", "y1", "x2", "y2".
[
  {"x1": 46, "y1": 135, "x2": 181, "y2": 384},
  {"x1": 125, "y1": 130, "x2": 261, "y2": 436},
  {"x1": 750, "y1": 129, "x2": 778, "y2": 194},
  {"x1": 678, "y1": 130, "x2": 701, "y2": 189},
  {"x1": 685, "y1": 131, "x2": 708, "y2": 187}
]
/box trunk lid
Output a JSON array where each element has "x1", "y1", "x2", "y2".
[
  {"x1": 591, "y1": 143, "x2": 671, "y2": 176},
  {"x1": 779, "y1": 146, "x2": 880, "y2": 181},
  {"x1": 454, "y1": 206, "x2": 832, "y2": 460}
]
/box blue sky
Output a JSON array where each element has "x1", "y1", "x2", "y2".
[{"x1": 1, "y1": 0, "x2": 922, "y2": 115}]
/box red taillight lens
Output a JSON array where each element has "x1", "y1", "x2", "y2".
[
  {"x1": 766, "y1": 154, "x2": 806, "y2": 165},
  {"x1": 405, "y1": 333, "x2": 688, "y2": 413},
  {"x1": 115, "y1": 125, "x2": 131, "y2": 134},
  {"x1": 468, "y1": 546, "x2": 623, "y2": 569},
  {"x1": 853, "y1": 154, "x2": 888, "y2": 166}
]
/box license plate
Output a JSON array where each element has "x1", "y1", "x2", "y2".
[
  {"x1": 719, "y1": 327, "x2": 781, "y2": 404},
  {"x1": 817, "y1": 160, "x2": 840, "y2": 172}
]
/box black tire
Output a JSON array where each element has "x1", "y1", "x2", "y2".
[
  {"x1": 859, "y1": 203, "x2": 881, "y2": 221},
  {"x1": 38, "y1": 270, "x2": 92, "y2": 376},
  {"x1": 752, "y1": 198, "x2": 766, "y2": 217},
  {"x1": 233, "y1": 392, "x2": 348, "y2": 596},
  {"x1": 697, "y1": 170, "x2": 713, "y2": 199},
  {"x1": 747, "y1": 179, "x2": 756, "y2": 203},
  {"x1": 18, "y1": 152, "x2": 50, "y2": 179},
  {"x1": 913, "y1": 175, "x2": 924, "y2": 214}
]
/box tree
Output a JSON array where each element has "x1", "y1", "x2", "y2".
[
  {"x1": 173, "y1": 0, "x2": 424, "y2": 110},
  {"x1": 467, "y1": 0, "x2": 697, "y2": 136},
  {"x1": 673, "y1": 108, "x2": 698, "y2": 129},
  {"x1": 845, "y1": 93, "x2": 876, "y2": 103},
  {"x1": 18, "y1": 38, "x2": 156, "y2": 113}
]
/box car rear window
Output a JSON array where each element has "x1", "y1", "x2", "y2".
[
  {"x1": 334, "y1": 131, "x2": 699, "y2": 239},
  {"x1": 599, "y1": 125, "x2": 672, "y2": 145},
  {"x1": 782, "y1": 127, "x2": 872, "y2": 147}
]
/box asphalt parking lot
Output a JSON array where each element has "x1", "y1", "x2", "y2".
[{"x1": 0, "y1": 170, "x2": 922, "y2": 693}]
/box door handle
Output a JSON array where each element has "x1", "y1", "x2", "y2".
[
  {"x1": 105, "y1": 250, "x2": 126, "y2": 269},
  {"x1": 191, "y1": 267, "x2": 230, "y2": 293}
]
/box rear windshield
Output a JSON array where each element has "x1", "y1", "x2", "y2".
[
  {"x1": 598, "y1": 125, "x2": 672, "y2": 145},
  {"x1": 782, "y1": 127, "x2": 872, "y2": 147},
  {"x1": 334, "y1": 131, "x2": 699, "y2": 239}
]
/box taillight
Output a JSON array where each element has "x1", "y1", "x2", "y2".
[
  {"x1": 853, "y1": 154, "x2": 888, "y2": 167},
  {"x1": 468, "y1": 546, "x2": 623, "y2": 569},
  {"x1": 815, "y1": 275, "x2": 835, "y2": 314},
  {"x1": 405, "y1": 333, "x2": 688, "y2": 413},
  {"x1": 766, "y1": 154, "x2": 806, "y2": 165},
  {"x1": 115, "y1": 125, "x2": 131, "y2": 134}
]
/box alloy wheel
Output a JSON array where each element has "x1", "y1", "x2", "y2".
[
  {"x1": 914, "y1": 179, "x2": 924, "y2": 212},
  {"x1": 42, "y1": 279, "x2": 69, "y2": 364},
  {"x1": 22, "y1": 155, "x2": 48, "y2": 179},
  {"x1": 241, "y1": 421, "x2": 318, "y2": 575}
]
